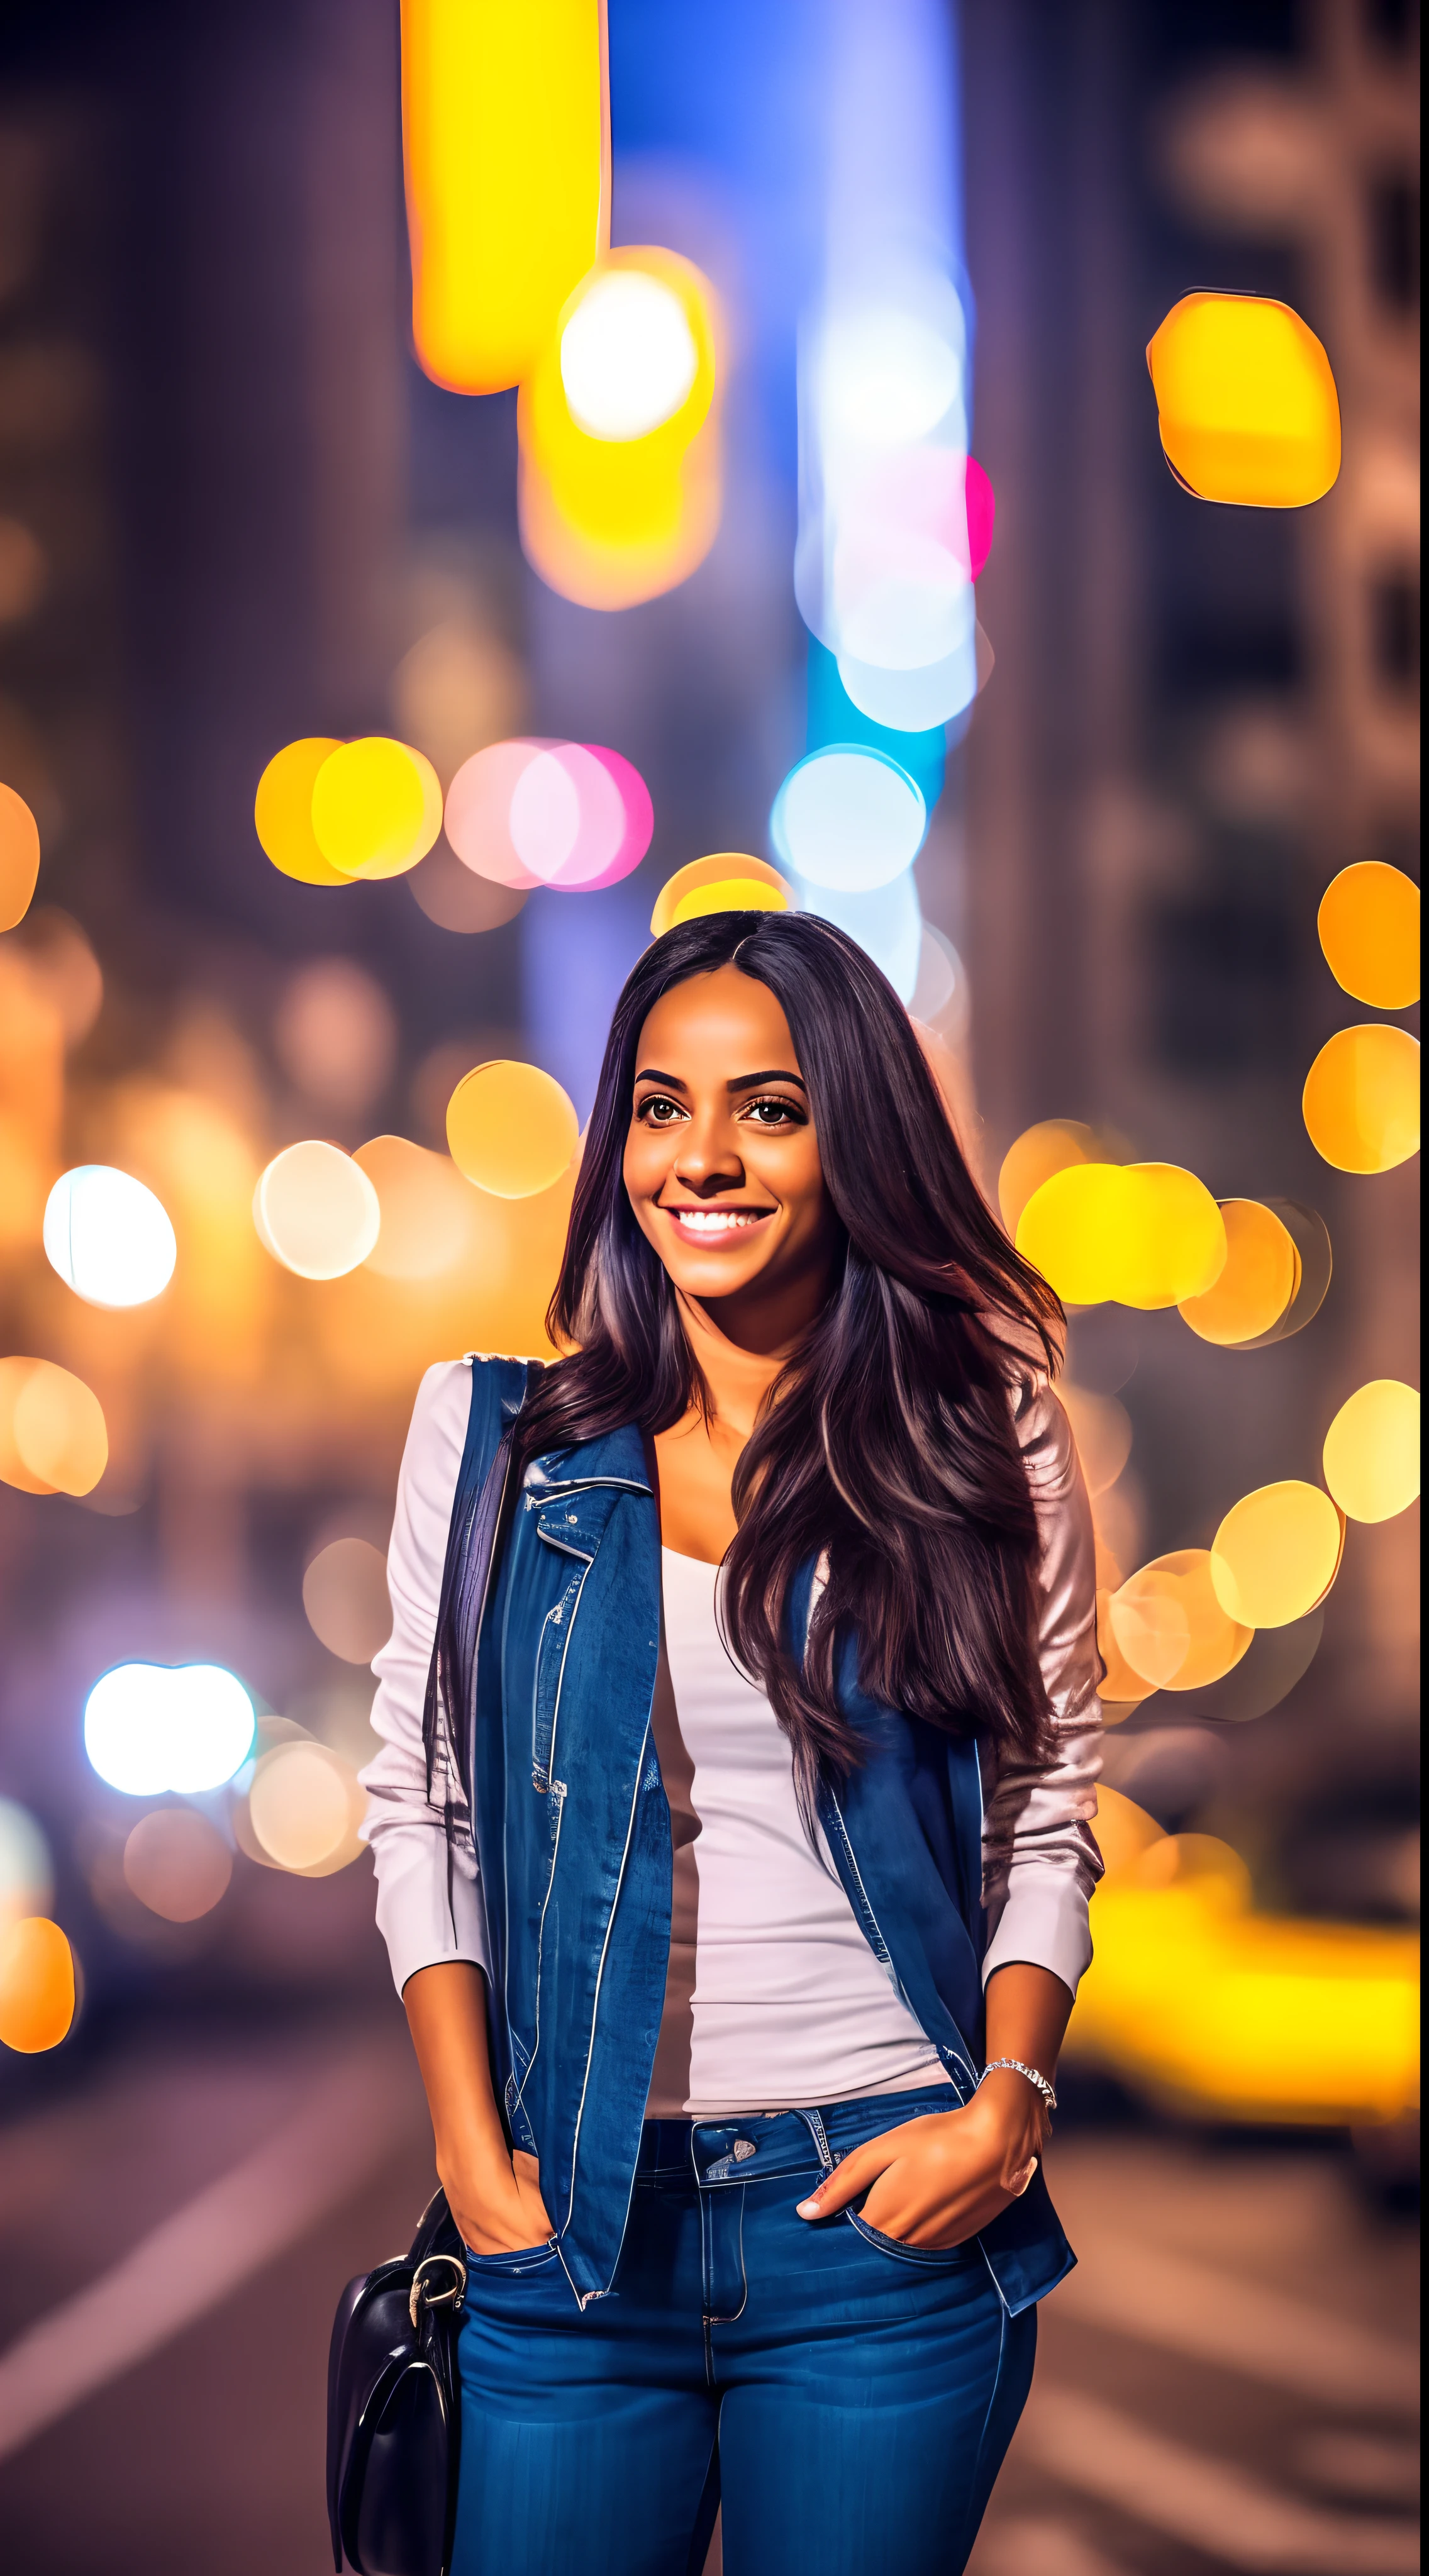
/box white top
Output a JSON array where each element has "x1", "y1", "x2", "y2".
[
  {"x1": 647, "y1": 1546, "x2": 947, "y2": 2114},
  {"x1": 360, "y1": 1359, "x2": 1104, "y2": 2043}
]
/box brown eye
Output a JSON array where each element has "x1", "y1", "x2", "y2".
[
  {"x1": 744, "y1": 1096, "x2": 803, "y2": 1128},
  {"x1": 637, "y1": 1093, "x2": 685, "y2": 1126}
]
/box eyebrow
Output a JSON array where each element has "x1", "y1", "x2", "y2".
[{"x1": 633, "y1": 1066, "x2": 808, "y2": 1093}]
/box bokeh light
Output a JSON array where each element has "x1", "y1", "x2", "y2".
[
  {"x1": 518, "y1": 247, "x2": 723, "y2": 611},
  {"x1": 0, "y1": 779, "x2": 42, "y2": 930},
  {"x1": 406, "y1": 843, "x2": 528, "y2": 933},
  {"x1": 965, "y1": 457, "x2": 996, "y2": 579},
  {"x1": 1302, "y1": 1024, "x2": 1420, "y2": 1173},
  {"x1": 650, "y1": 853, "x2": 791, "y2": 940},
  {"x1": 272, "y1": 959, "x2": 398, "y2": 1114},
  {"x1": 1059, "y1": 1384, "x2": 1133, "y2": 1499},
  {"x1": 1242, "y1": 1199, "x2": 1333, "y2": 1346},
  {"x1": 43, "y1": 1163, "x2": 178, "y2": 1307},
  {"x1": 401, "y1": 0, "x2": 608, "y2": 395},
  {"x1": 1191, "y1": 1607, "x2": 1325, "y2": 1725},
  {"x1": 253, "y1": 1140, "x2": 381, "y2": 1280},
  {"x1": 1016, "y1": 1162, "x2": 1132, "y2": 1305},
  {"x1": 0, "y1": 1357, "x2": 108, "y2": 1496},
  {"x1": 83, "y1": 1663, "x2": 257, "y2": 1797},
  {"x1": 445, "y1": 1060, "x2": 578, "y2": 1198},
  {"x1": 0, "y1": 1797, "x2": 52, "y2": 1929},
  {"x1": 1322, "y1": 1379, "x2": 1420, "y2": 1524},
  {"x1": 508, "y1": 741, "x2": 652, "y2": 889},
  {"x1": 1178, "y1": 1198, "x2": 1299, "y2": 1346},
  {"x1": 1095, "y1": 1591, "x2": 1155, "y2": 1709},
  {"x1": 0, "y1": 1916, "x2": 75, "y2": 2054},
  {"x1": 1109, "y1": 1550, "x2": 1254, "y2": 1692},
  {"x1": 354, "y1": 1135, "x2": 477, "y2": 1281},
  {"x1": 248, "y1": 1740, "x2": 364, "y2": 1872},
  {"x1": 444, "y1": 738, "x2": 546, "y2": 888},
  {"x1": 770, "y1": 746, "x2": 926, "y2": 894},
  {"x1": 123, "y1": 1808, "x2": 233, "y2": 1922},
  {"x1": 560, "y1": 269, "x2": 699, "y2": 439},
  {"x1": 1016, "y1": 1162, "x2": 1226, "y2": 1309},
  {"x1": 311, "y1": 737, "x2": 443, "y2": 880},
  {"x1": 1146, "y1": 292, "x2": 1341, "y2": 506},
  {"x1": 5, "y1": 906, "x2": 103, "y2": 1044},
  {"x1": 998, "y1": 1120, "x2": 1104, "y2": 1237},
  {"x1": 1210, "y1": 1482, "x2": 1345, "y2": 1629},
  {"x1": 303, "y1": 1536, "x2": 392, "y2": 1663},
  {"x1": 253, "y1": 738, "x2": 348, "y2": 886},
  {"x1": 1317, "y1": 862, "x2": 1420, "y2": 1009}
]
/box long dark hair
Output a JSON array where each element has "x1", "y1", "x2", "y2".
[{"x1": 514, "y1": 909, "x2": 1064, "y2": 1796}]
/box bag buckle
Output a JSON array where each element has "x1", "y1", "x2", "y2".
[{"x1": 409, "y1": 2252, "x2": 467, "y2": 2331}]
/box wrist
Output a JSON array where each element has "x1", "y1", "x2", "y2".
[{"x1": 979, "y1": 2055, "x2": 1057, "y2": 2113}]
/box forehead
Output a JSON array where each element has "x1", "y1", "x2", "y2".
[{"x1": 635, "y1": 965, "x2": 799, "y2": 1072}]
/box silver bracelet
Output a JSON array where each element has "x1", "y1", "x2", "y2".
[{"x1": 980, "y1": 2057, "x2": 1057, "y2": 2112}]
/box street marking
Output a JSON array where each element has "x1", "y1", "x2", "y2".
[
  {"x1": 1054, "y1": 2233, "x2": 1420, "y2": 2413},
  {"x1": 0, "y1": 2043, "x2": 420, "y2": 2463},
  {"x1": 1026, "y1": 2386, "x2": 1420, "y2": 2575}
]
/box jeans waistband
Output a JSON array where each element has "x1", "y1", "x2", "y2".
[{"x1": 637, "y1": 2085, "x2": 960, "y2": 2188}]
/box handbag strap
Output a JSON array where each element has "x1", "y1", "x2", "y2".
[{"x1": 421, "y1": 1357, "x2": 541, "y2": 1932}]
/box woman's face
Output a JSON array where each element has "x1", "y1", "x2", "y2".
[{"x1": 623, "y1": 963, "x2": 840, "y2": 1323}]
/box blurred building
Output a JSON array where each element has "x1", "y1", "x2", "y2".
[{"x1": 960, "y1": 0, "x2": 1419, "y2": 1918}]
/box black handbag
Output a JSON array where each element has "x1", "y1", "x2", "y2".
[
  {"x1": 326, "y1": 2189, "x2": 468, "y2": 2576},
  {"x1": 327, "y1": 1363, "x2": 537, "y2": 2575}
]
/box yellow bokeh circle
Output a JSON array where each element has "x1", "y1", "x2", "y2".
[
  {"x1": 1302, "y1": 1024, "x2": 1420, "y2": 1174},
  {"x1": 1016, "y1": 1162, "x2": 1225, "y2": 1309},
  {"x1": 1322, "y1": 1379, "x2": 1420, "y2": 1524},
  {"x1": 1146, "y1": 291, "x2": 1340, "y2": 508},
  {"x1": 1109, "y1": 1549, "x2": 1254, "y2": 1691},
  {"x1": 1317, "y1": 862, "x2": 1420, "y2": 1011},
  {"x1": 311, "y1": 737, "x2": 443, "y2": 880},
  {"x1": 254, "y1": 738, "x2": 348, "y2": 886},
  {"x1": 446, "y1": 1060, "x2": 579, "y2": 1198},
  {"x1": 650, "y1": 853, "x2": 791, "y2": 941},
  {"x1": 1210, "y1": 1481, "x2": 1344, "y2": 1629},
  {"x1": 1179, "y1": 1199, "x2": 1300, "y2": 1347},
  {"x1": 998, "y1": 1120, "x2": 1103, "y2": 1238}
]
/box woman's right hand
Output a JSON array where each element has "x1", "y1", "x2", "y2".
[{"x1": 442, "y1": 2144, "x2": 555, "y2": 2257}]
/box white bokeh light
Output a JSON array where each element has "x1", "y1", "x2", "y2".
[
  {"x1": 771, "y1": 747, "x2": 926, "y2": 895},
  {"x1": 83, "y1": 1663, "x2": 256, "y2": 1797},
  {"x1": 560, "y1": 272, "x2": 699, "y2": 441},
  {"x1": 820, "y1": 309, "x2": 962, "y2": 448},
  {"x1": 43, "y1": 1165, "x2": 177, "y2": 1309}
]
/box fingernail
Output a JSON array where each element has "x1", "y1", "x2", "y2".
[{"x1": 796, "y1": 2197, "x2": 821, "y2": 2218}]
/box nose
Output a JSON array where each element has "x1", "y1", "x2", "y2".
[{"x1": 670, "y1": 1104, "x2": 745, "y2": 1197}]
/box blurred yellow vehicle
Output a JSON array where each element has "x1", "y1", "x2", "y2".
[{"x1": 1065, "y1": 1789, "x2": 1421, "y2": 2128}]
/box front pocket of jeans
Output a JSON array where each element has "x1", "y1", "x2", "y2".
[
  {"x1": 460, "y1": 2238, "x2": 560, "y2": 2280},
  {"x1": 845, "y1": 2209, "x2": 974, "y2": 2268}
]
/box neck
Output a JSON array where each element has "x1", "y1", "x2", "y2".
[{"x1": 676, "y1": 1283, "x2": 810, "y2": 1439}]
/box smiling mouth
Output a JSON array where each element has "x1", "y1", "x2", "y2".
[{"x1": 659, "y1": 1206, "x2": 773, "y2": 1238}]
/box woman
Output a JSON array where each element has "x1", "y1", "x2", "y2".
[{"x1": 362, "y1": 908, "x2": 1103, "y2": 2576}]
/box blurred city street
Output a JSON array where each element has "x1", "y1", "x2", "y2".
[{"x1": 0, "y1": 1992, "x2": 1418, "y2": 2575}]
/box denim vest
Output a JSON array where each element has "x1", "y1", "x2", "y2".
[{"x1": 452, "y1": 1355, "x2": 1074, "y2": 2316}]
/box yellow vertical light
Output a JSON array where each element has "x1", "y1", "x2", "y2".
[{"x1": 401, "y1": 0, "x2": 610, "y2": 396}]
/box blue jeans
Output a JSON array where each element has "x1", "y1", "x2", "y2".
[{"x1": 452, "y1": 2085, "x2": 1038, "y2": 2576}]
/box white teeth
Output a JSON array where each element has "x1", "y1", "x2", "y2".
[{"x1": 669, "y1": 1209, "x2": 764, "y2": 1232}]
